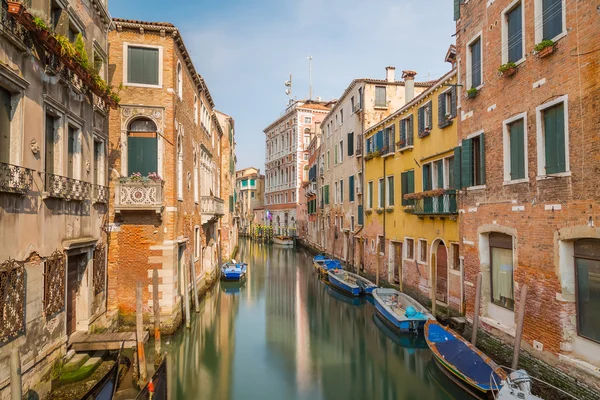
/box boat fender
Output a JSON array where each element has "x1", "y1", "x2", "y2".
[{"x1": 405, "y1": 306, "x2": 417, "y2": 317}]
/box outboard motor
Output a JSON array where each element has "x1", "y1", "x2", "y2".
[{"x1": 509, "y1": 370, "x2": 533, "y2": 394}]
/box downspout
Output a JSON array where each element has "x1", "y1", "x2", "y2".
[{"x1": 359, "y1": 87, "x2": 366, "y2": 273}]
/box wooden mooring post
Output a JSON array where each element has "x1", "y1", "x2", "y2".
[
  {"x1": 10, "y1": 348, "x2": 21, "y2": 400},
  {"x1": 472, "y1": 273, "x2": 482, "y2": 346},
  {"x1": 136, "y1": 282, "x2": 148, "y2": 385},
  {"x1": 152, "y1": 269, "x2": 161, "y2": 361},
  {"x1": 184, "y1": 256, "x2": 191, "y2": 329},
  {"x1": 190, "y1": 258, "x2": 200, "y2": 313},
  {"x1": 431, "y1": 254, "x2": 437, "y2": 317},
  {"x1": 512, "y1": 284, "x2": 528, "y2": 370}
]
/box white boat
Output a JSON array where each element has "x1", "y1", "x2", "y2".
[{"x1": 273, "y1": 235, "x2": 294, "y2": 247}]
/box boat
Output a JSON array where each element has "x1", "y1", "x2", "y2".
[
  {"x1": 136, "y1": 358, "x2": 167, "y2": 400},
  {"x1": 220, "y1": 260, "x2": 247, "y2": 281},
  {"x1": 425, "y1": 320, "x2": 508, "y2": 399},
  {"x1": 312, "y1": 255, "x2": 341, "y2": 275},
  {"x1": 273, "y1": 235, "x2": 294, "y2": 247},
  {"x1": 80, "y1": 351, "x2": 120, "y2": 400},
  {"x1": 372, "y1": 288, "x2": 434, "y2": 333},
  {"x1": 327, "y1": 268, "x2": 377, "y2": 296},
  {"x1": 373, "y1": 314, "x2": 428, "y2": 350}
]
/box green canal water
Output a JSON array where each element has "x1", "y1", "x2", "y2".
[{"x1": 160, "y1": 239, "x2": 468, "y2": 400}]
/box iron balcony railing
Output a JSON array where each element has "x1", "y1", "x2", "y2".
[
  {"x1": 406, "y1": 190, "x2": 458, "y2": 216},
  {"x1": 356, "y1": 134, "x2": 363, "y2": 157},
  {"x1": 114, "y1": 180, "x2": 163, "y2": 214},
  {"x1": 201, "y1": 196, "x2": 225, "y2": 216},
  {"x1": 45, "y1": 173, "x2": 91, "y2": 201},
  {"x1": 0, "y1": 162, "x2": 34, "y2": 194},
  {"x1": 1, "y1": 0, "x2": 33, "y2": 46},
  {"x1": 398, "y1": 133, "x2": 414, "y2": 149},
  {"x1": 381, "y1": 141, "x2": 396, "y2": 157}
]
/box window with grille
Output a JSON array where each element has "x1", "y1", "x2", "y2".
[{"x1": 405, "y1": 238, "x2": 414, "y2": 260}]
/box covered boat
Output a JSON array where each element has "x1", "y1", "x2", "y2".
[
  {"x1": 327, "y1": 268, "x2": 377, "y2": 296},
  {"x1": 220, "y1": 260, "x2": 247, "y2": 281},
  {"x1": 372, "y1": 288, "x2": 434, "y2": 332},
  {"x1": 425, "y1": 320, "x2": 507, "y2": 399},
  {"x1": 273, "y1": 235, "x2": 294, "y2": 247},
  {"x1": 312, "y1": 255, "x2": 341, "y2": 275}
]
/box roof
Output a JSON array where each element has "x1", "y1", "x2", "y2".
[
  {"x1": 113, "y1": 18, "x2": 215, "y2": 109},
  {"x1": 263, "y1": 100, "x2": 334, "y2": 132},
  {"x1": 298, "y1": 102, "x2": 334, "y2": 112}
]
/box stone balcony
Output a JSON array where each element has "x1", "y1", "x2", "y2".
[
  {"x1": 114, "y1": 180, "x2": 163, "y2": 215},
  {"x1": 201, "y1": 196, "x2": 224, "y2": 224},
  {"x1": 0, "y1": 162, "x2": 34, "y2": 195}
]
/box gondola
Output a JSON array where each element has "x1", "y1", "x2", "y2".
[
  {"x1": 79, "y1": 353, "x2": 120, "y2": 400},
  {"x1": 135, "y1": 358, "x2": 167, "y2": 400},
  {"x1": 327, "y1": 268, "x2": 377, "y2": 296}
]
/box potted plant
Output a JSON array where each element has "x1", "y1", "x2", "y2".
[
  {"x1": 7, "y1": 1, "x2": 25, "y2": 16},
  {"x1": 535, "y1": 40, "x2": 555, "y2": 58},
  {"x1": 498, "y1": 62, "x2": 517, "y2": 77},
  {"x1": 467, "y1": 87, "x2": 478, "y2": 99}
]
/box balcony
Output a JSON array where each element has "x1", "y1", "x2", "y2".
[
  {"x1": 114, "y1": 180, "x2": 163, "y2": 214},
  {"x1": 381, "y1": 141, "x2": 395, "y2": 157},
  {"x1": 44, "y1": 173, "x2": 91, "y2": 201},
  {"x1": 93, "y1": 184, "x2": 108, "y2": 204},
  {"x1": 201, "y1": 196, "x2": 224, "y2": 223},
  {"x1": 0, "y1": 162, "x2": 34, "y2": 194},
  {"x1": 405, "y1": 190, "x2": 457, "y2": 216},
  {"x1": 356, "y1": 134, "x2": 363, "y2": 157},
  {"x1": 397, "y1": 134, "x2": 414, "y2": 151}
]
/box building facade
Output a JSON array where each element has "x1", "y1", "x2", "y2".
[
  {"x1": 216, "y1": 110, "x2": 238, "y2": 260},
  {"x1": 0, "y1": 0, "x2": 112, "y2": 397},
  {"x1": 107, "y1": 18, "x2": 224, "y2": 333},
  {"x1": 363, "y1": 66, "x2": 460, "y2": 311},
  {"x1": 317, "y1": 67, "x2": 430, "y2": 265},
  {"x1": 263, "y1": 100, "x2": 332, "y2": 235},
  {"x1": 234, "y1": 167, "x2": 265, "y2": 234},
  {"x1": 301, "y1": 132, "x2": 321, "y2": 245},
  {"x1": 455, "y1": 0, "x2": 600, "y2": 392}
]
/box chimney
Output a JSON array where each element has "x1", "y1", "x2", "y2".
[
  {"x1": 402, "y1": 70, "x2": 418, "y2": 102},
  {"x1": 385, "y1": 66, "x2": 396, "y2": 83}
]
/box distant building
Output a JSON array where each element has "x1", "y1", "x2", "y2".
[
  {"x1": 235, "y1": 167, "x2": 265, "y2": 233},
  {"x1": 263, "y1": 100, "x2": 333, "y2": 236},
  {"x1": 216, "y1": 110, "x2": 238, "y2": 259}
]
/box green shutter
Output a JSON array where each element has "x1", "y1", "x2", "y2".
[
  {"x1": 324, "y1": 185, "x2": 330, "y2": 205},
  {"x1": 128, "y1": 136, "x2": 158, "y2": 176},
  {"x1": 451, "y1": 86, "x2": 457, "y2": 118},
  {"x1": 128, "y1": 47, "x2": 159, "y2": 85},
  {"x1": 471, "y1": 39, "x2": 482, "y2": 88},
  {"x1": 423, "y1": 164, "x2": 431, "y2": 191},
  {"x1": 349, "y1": 175, "x2": 355, "y2": 202},
  {"x1": 438, "y1": 93, "x2": 445, "y2": 127},
  {"x1": 348, "y1": 132, "x2": 354, "y2": 156},
  {"x1": 408, "y1": 170, "x2": 415, "y2": 199},
  {"x1": 544, "y1": 103, "x2": 565, "y2": 174},
  {"x1": 418, "y1": 107, "x2": 424, "y2": 135},
  {"x1": 436, "y1": 160, "x2": 444, "y2": 188},
  {"x1": 509, "y1": 119, "x2": 525, "y2": 180},
  {"x1": 454, "y1": 0, "x2": 461, "y2": 21},
  {"x1": 229, "y1": 196, "x2": 234, "y2": 212},
  {"x1": 461, "y1": 139, "x2": 473, "y2": 188},
  {"x1": 358, "y1": 205, "x2": 364, "y2": 225},
  {"x1": 388, "y1": 177, "x2": 394, "y2": 206},
  {"x1": 401, "y1": 172, "x2": 408, "y2": 206},
  {"x1": 479, "y1": 133, "x2": 486, "y2": 185},
  {"x1": 376, "y1": 130, "x2": 383, "y2": 150},
  {"x1": 507, "y1": 4, "x2": 523, "y2": 62},
  {"x1": 453, "y1": 146, "x2": 462, "y2": 189}
]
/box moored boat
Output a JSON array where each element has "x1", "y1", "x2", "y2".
[
  {"x1": 220, "y1": 260, "x2": 247, "y2": 281},
  {"x1": 327, "y1": 268, "x2": 377, "y2": 297},
  {"x1": 273, "y1": 235, "x2": 294, "y2": 247},
  {"x1": 135, "y1": 358, "x2": 167, "y2": 400},
  {"x1": 372, "y1": 288, "x2": 434, "y2": 333},
  {"x1": 312, "y1": 255, "x2": 341, "y2": 275}
]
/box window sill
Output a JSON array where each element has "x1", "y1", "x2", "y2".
[
  {"x1": 403, "y1": 258, "x2": 415, "y2": 262},
  {"x1": 537, "y1": 171, "x2": 571, "y2": 180},
  {"x1": 503, "y1": 178, "x2": 529, "y2": 186},
  {"x1": 417, "y1": 261, "x2": 427, "y2": 266},
  {"x1": 466, "y1": 185, "x2": 486, "y2": 191},
  {"x1": 397, "y1": 145, "x2": 414, "y2": 153},
  {"x1": 124, "y1": 82, "x2": 162, "y2": 89},
  {"x1": 178, "y1": 197, "x2": 183, "y2": 202},
  {"x1": 374, "y1": 106, "x2": 388, "y2": 110}
]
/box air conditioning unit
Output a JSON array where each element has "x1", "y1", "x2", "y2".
[{"x1": 356, "y1": 185, "x2": 363, "y2": 195}]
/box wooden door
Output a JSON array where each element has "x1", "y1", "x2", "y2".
[
  {"x1": 66, "y1": 256, "x2": 79, "y2": 335},
  {"x1": 436, "y1": 244, "x2": 448, "y2": 303},
  {"x1": 393, "y1": 242, "x2": 402, "y2": 283}
]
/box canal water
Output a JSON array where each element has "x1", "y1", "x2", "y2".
[{"x1": 161, "y1": 239, "x2": 468, "y2": 400}]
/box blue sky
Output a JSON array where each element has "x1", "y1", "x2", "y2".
[{"x1": 109, "y1": 0, "x2": 456, "y2": 170}]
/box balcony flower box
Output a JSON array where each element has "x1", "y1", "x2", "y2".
[
  {"x1": 467, "y1": 88, "x2": 478, "y2": 99},
  {"x1": 498, "y1": 62, "x2": 517, "y2": 78},
  {"x1": 7, "y1": 2, "x2": 25, "y2": 17},
  {"x1": 535, "y1": 40, "x2": 556, "y2": 58}
]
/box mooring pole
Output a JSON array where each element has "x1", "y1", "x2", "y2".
[
  {"x1": 184, "y1": 256, "x2": 191, "y2": 329},
  {"x1": 512, "y1": 284, "x2": 528, "y2": 370},
  {"x1": 136, "y1": 282, "x2": 148, "y2": 385},
  {"x1": 10, "y1": 348, "x2": 21, "y2": 400},
  {"x1": 190, "y1": 258, "x2": 200, "y2": 313},
  {"x1": 431, "y1": 254, "x2": 437, "y2": 317},
  {"x1": 152, "y1": 269, "x2": 161, "y2": 359},
  {"x1": 472, "y1": 272, "x2": 482, "y2": 346}
]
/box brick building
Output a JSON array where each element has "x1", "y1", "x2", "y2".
[
  {"x1": 107, "y1": 18, "x2": 225, "y2": 332},
  {"x1": 0, "y1": 0, "x2": 112, "y2": 397},
  {"x1": 301, "y1": 133, "x2": 321, "y2": 244},
  {"x1": 234, "y1": 167, "x2": 265, "y2": 234},
  {"x1": 216, "y1": 110, "x2": 238, "y2": 260},
  {"x1": 455, "y1": 0, "x2": 600, "y2": 392}
]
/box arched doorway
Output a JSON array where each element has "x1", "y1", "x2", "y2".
[{"x1": 435, "y1": 241, "x2": 448, "y2": 303}]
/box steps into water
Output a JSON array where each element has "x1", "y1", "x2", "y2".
[{"x1": 60, "y1": 351, "x2": 106, "y2": 384}]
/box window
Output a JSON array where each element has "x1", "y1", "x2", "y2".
[
  {"x1": 574, "y1": 239, "x2": 600, "y2": 343},
  {"x1": 383, "y1": 126, "x2": 395, "y2": 153},
  {"x1": 387, "y1": 176, "x2": 394, "y2": 207},
  {"x1": 368, "y1": 181, "x2": 374, "y2": 209},
  {"x1": 422, "y1": 163, "x2": 432, "y2": 191},
  {"x1": 503, "y1": 1, "x2": 524, "y2": 64},
  {"x1": 176, "y1": 62, "x2": 183, "y2": 99},
  {"x1": 350, "y1": 96, "x2": 355, "y2": 112},
  {"x1": 536, "y1": 0, "x2": 564, "y2": 42},
  {"x1": 399, "y1": 116, "x2": 414, "y2": 148},
  {"x1": 438, "y1": 88, "x2": 457, "y2": 127},
  {"x1": 375, "y1": 86, "x2": 386, "y2": 107},
  {"x1": 350, "y1": 216, "x2": 355, "y2": 232},
  {"x1": 335, "y1": 115, "x2": 338, "y2": 128},
  {"x1": 323, "y1": 185, "x2": 330, "y2": 205},
  {"x1": 193, "y1": 153, "x2": 199, "y2": 203},
  {"x1": 347, "y1": 132, "x2": 354, "y2": 156},
  {"x1": 405, "y1": 238, "x2": 415, "y2": 260},
  {"x1": 93, "y1": 140, "x2": 104, "y2": 186},
  {"x1": 126, "y1": 45, "x2": 160, "y2": 86},
  {"x1": 339, "y1": 140, "x2": 344, "y2": 163},
  {"x1": 451, "y1": 243, "x2": 460, "y2": 271},
  {"x1": 419, "y1": 239, "x2": 427, "y2": 264},
  {"x1": 340, "y1": 109, "x2": 344, "y2": 124},
  {"x1": 457, "y1": 133, "x2": 486, "y2": 188},
  {"x1": 537, "y1": 97, "x2": 568, "y2": 176},
  {"x1": 334, "y1": 181, "x2": 339, "y2": 204},
  {"x1": 304, "y1": 116, "x2": 312, "y2": 124},
  {"x1": 194, "y1": 95, "x2": 199, "y2": 125},
  {"x1": 418, "y1": 103, "x2": 433, "y2": 137},
  {"x1": 334, "y1": 145, "x2": 338, "y2": 165},
  {"x1": 327, "y1": 151, "x2": 330, "y2": 169},
  {"x1": 340, "y1": 179, "x2": 344, "y2": 203},
  {"x1": 0, "y1": 87, "x2": 11, "y2": 164},
  {"x1": 503, "y1": 114, "x2": 527, "y2": 182},
  {"x1": 177, "y1": 136, "x2": 183, "y2": 200},
  {"x1": 468, "y1": 36, "x2": 482, "y2": 89},
  {"x1": 194, "y1": 227, "x2": 201, "y2": 259},
  {"x1": 378, "y1": 178, "x2": 384, "y2": 208},
  {"x1": 358, "y1": 87, "x2": 363, "y2": 109},
  {"x1": 401, "y1": 170, "x2": 415, "y2": 206},
  {"x1": 67, "y1": 126, "x2": 77, "y2": 178},
  {"x1": 349, "y1": 175, "x2": 355, "y2": 202},
  {"x1": 378, "y1": 236, "x2": 385, "y2": 254},
  {"x1": 128, "y1": 118, "x2": 158, "y2": 176},
  {"x1": 490, "y1": 233, "x2": 514, "y2": 311}
]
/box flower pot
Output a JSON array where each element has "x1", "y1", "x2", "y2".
[
  {"x1": 37, "y1": 29, "x2": 50, "y2": 43},
  {"x1": 467, "y1": 91, "x2": 477, "y2": 99},
  {"x1": 7, "y1": 2, "x2": 24, "y2": 16},
  {"x1": 502, "y1": 67, "x2": 517, "y2": 77},
  {"x1": 538, "y1": 45, "x2": 555, "y2": 58}
]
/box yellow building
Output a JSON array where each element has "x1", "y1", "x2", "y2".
[{"x1": 362, "y1": 66, "x2": 462, "y2": 313}]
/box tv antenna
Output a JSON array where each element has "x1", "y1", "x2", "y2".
[
  {"x1": 307, "y1": 55, "x2": 313, "y2": 100},
  {"x1": 284, "y1": 74, "x2": 292, "y2": 97}
]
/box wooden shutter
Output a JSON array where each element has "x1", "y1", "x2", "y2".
[
  {"x1": 128, "y1": 47, "x2": 159, "y2": 85},
  {"x1": 400, "y1": 119, "x2": 406, "y2": 144},
  {"x1": 347, "y1": 132, "x2": 354, "y2": 156},
  {"x1": 128, "y1": 135, "x2": 158, "y2": 176},
  {"x1": 436, "y1": 160, "x2": 444, "y2": 189},
  {"x1": 454, "y1": 0, "x2": 461, "y2": 21},
  {"x1": 544, "y1": 103, "x2": 566, "y2": 174},
  {"x1": 471, "y1": 39, "x2": 482, "y2": 88},
  {"x1": 401, "y1": 172, "x2": 408, "y2": 206},
  {"x1": 408, "y1": 170, "x2": 415, "y2": 196},
  {"x1": 349, "y1": 175, "x2": 355, "y2": 202},
  {"x1": 479, "y1": 133, "x2": 486, "y2": 185},
  {"x1": 408, "y1": 115, "x2": 414, "y2": 145},
  {"x1": 423, "y1": 164, "x2": 432, "y2": 191},
  {"x1": 453, "y1": 146, "x2": 462, "y2": 189},
  {"x1": 391, "y1": 125, "x2": 396, "y2": 145},
  {"x1": 418, "y1": 107, "x2": 424, "y2": 135},
  {"x1": 438, "y1": 93, "x2": 445, "y2": 128},
  {"x1": 427, "y1": 103, "x2": 433, "y2": 129},
  {"x1": 507, "y1": 4, "x2": 523, "y2": 62},
  {"x1": 461, "y1": 139, "x2": 472, "y2": 188},
  {"x1": 451, "y1": 86, "x2": 457, "y2": 118},
  {"x1": 376, "y1": 130, "x2": 383, "y2": 150},
  {"x1": 509, "y1": 119, "x2": 525, "y2": 180}
]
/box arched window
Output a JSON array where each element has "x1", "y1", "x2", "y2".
[
  {"x1": 177, "y1": 135, "x2": 183, "y2": 199},
  {"x1": 176, "y1": 62, "x2": 183, "y2": 99},
  {"x1": 574, "y1": 239, "x2": 600, "y2": 343},
  {"x1": 128, "y1": 118, "x2": 158, "y2": 176}
]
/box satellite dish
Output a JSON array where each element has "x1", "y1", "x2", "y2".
[{"x1": 285, "y1": 80, "x2": 292, "y2": 87}]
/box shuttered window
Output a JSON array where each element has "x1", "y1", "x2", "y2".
[
  {"x1": 324, "y1": 185, "x2": 330, "y2": 205},
  {"x1": 401, "y1": 170, "x2": 415, "y2": 206},
  {"x1": 453, "y1": 147, "x2": 462, "y2": 190},
  {"x1": 375, "y1": 130, "x2": 383, "y2": 150},
  {"x1": 542, "y1": 0, "x2": 563, "y2": 41},
  {"x1": 454, "y1": 0, "x2": 462, "y2": 21},
  {"x1": 347, "y1": 132, "x2": 354, "y2": 156},
  {"x1": 387, "y1": 176, "x2": 394, "y2": 207},
  {"x1": 0, "y1": 87, "x2": 11, "y2": 164},
  {"x1": 543, "y1": 103, "x2": 566, "y2": 174},
  {"x1": 349, "y1": 175, "x2": 355, "y2": 202},
  {"x1": 470, "y1": 38, "x2": 482, "y2": 88},
  {"x1": 378, "y1": 178, "x2": 384, "y2": 208},
  {"x1": 506, "y1": 3, "x2": 523, "y2": 63},
  {"x1": 375, "y1": 86, "x2": 386, "y2": 107},
  {"x1": 368, "y1": 181, "x2": 374, "y2": 209},
  {"x1": 422, "y1": 164, "x2": 432, "y2": 191},
  {"x1": 509, "y1": 119, "x2": 526, "y2": 180},
  {"x1": 128, "y1": 135, "x2": 158, "y2": 176},
  {"x1": 340, "y1": 180, "x2": 344, "y2": 203},
  {"x1": 128, "y1": 46, "x2": 159, "y2": 85},
  {"x1": 458, "y1": 134, "x2": 486, "y2": 188}
]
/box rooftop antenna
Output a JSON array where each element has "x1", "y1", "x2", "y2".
[{"x1": 307, "y1": 55, "x2": 313, "y2": 100}]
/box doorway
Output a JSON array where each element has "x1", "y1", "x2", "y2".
[
  {"x1": 393, "y1": 242, "x2": 403, "y2": 284},
  {"x1": 67, "y1": 253, "x2": 86, "y2": 335},
  {"x1": 436, "y1": 242, "x2": 448, "y2": 303}
]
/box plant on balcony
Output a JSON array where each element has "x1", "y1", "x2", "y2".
[
  {"x1": 7, "y1": 1, "x2": 25, "y2": 16},
  {"x1": 375, "y1": 208, "x2": 383, "y2": 214},
  {"x1": 403, "y1": 188, "x2": 448, "y2": 201},
  {"x1": 119, "y1": 172, "x2": 162, "y2": 185},
  {"x1": 365, "y1": 209, "x2": 373, "y2": 215},
  {"x1": 534, "y1": 40, "x2": 556, "y2": 58},
  {"x1": 467, "y1": 87, "x2": 478, "y2": 99},
  {"x1": 498, "y1": 62, "x2": 517, "y2": 77}
]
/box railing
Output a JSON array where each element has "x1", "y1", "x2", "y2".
[
  {"x1": 114, "y1": 180, "x2": 163, "y2": 214},
  {"x1": 0, "y1": 0, "x2": 33, "y2": 46},
  {"x1": 201, "y1": 196, "x2": 225, "y2": 216},
  {"x1": 356, "y1": 134, "x2": 363, "y2": 157},
  {"x1": 397, "y1": 133, "x2": 414, "y2": 150},
  {"x1": 381, "y1": 141, "x2": 396, "y2": 156},
  {"x1": 93, "y1": 184, "x2": 108, "y2": 203},
  {"x1": 45, "y1": 173, "x2": 91, "y2": 201},
  {"x1": 406, "y1": 190, "x2": 457, "y2": 216},
  {"x1": 0, "y1": 162, "x2": 34, "y2": 194}
]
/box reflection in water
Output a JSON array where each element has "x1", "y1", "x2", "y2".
[{"x1": 162, "y1": 240, "x2": 468, "y2": 400}]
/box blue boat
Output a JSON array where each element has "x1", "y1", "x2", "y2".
[
  {"x1": 220, "y1": 261, "x2": 247, "y2": 281},
  {"x1": 372, "y1": 288, "x2": 434, "y2": 333},
  {"x1": 312, "y1": 255, "x2": 341, "y2": 275},
  {"x1": 325, "y1": 284, "x2": 366, "y2": 306},
  {"x1": 373, "y1": 314, "x2": 428, "y2": 350},
  {"x1": 327, "y1": 268, "x2": 377, "y2": 297}
]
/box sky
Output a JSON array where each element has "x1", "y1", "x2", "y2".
[{"x1": 109, "y1": 0, "x2": 456, "y2": 171}]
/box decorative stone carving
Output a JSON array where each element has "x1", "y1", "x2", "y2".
[
  {"x1": 85, "y1": 160, "x2": 91, "y2": 172},
  {"x1": 121, "y1": 106, "x2": 165, "y2": 133},
  {"x1": 30, "y1": 139, "x2": 40, "y2": 155}
]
